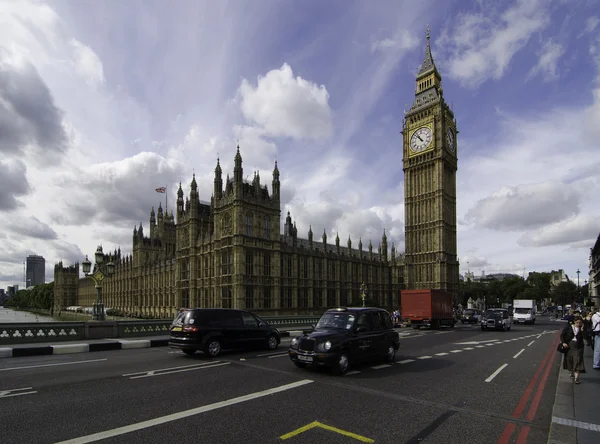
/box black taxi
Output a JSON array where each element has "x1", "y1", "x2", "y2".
[{"x1": 288, "y1": 307, "x2": 400, "y2": 375}]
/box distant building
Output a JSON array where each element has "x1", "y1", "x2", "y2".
[
  {"x1": 6, "y1": 285, "x2": 19, "y2": 297},
  {"x1": 26, "y1": 255, "x2": 46, "y2": 286},
  {"x1": 0, "y1": 289, "x2": 6, "y2": 305},
  {"x1": 549, "y1": 269, "x2": 568, "y2": 287}
]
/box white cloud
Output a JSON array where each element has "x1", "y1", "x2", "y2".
[
  {"x1": 585, "y1": 16, "x2": 600, "y2": 34},
  {"x1": 518, "y1": 215, "x2": 599, "y2": 247},
  {"x1": 527, "y1": 40, "x2": 564, "y2": 81},
  {"x1": 464, "y1": 181, "x2": 581, "y2": 231},
  {"x1": 69, "y1": 39, "x2": 105, "y2": 87},
  {"x1": 238, "y1": 63, "x2": 333, "y2": 141},
  {"x1": 371, "y1": 30, "x2": 419, "y2": 53},
  {"x1": 439, "y1": 0, "x2": 550, "y2": 86}
]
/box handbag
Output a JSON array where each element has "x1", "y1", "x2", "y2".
[{"x1": 557, "y1": 342, "x2": 567, "y2": 353}]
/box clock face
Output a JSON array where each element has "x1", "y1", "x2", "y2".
[
  {"x1": 410, "y1": 127, "x2": 433, "y2": 153},
  {"x1": 446, "y1": 128, "x2": 455, "y2": 152}
]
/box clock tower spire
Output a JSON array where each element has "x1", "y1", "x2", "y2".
[{"x1": 401, "y1": 27, "x2": 459, "y2": 297}]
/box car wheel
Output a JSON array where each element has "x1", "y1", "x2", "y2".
[
  {"x1": 385, "y1": 344, "x2": 396, "y2": 364},
  {"x1": 332, "y1": 352, "x2": 350, "y2": 375},
  {"x1": 266, "y1": 335, "x2": 279, "y2": 350},
  {"x1": 182, "y1": 350, "x2": 196, "y2": 356},
  {"x1": 205, "y1": 338, "x2": 222, "y2": 357}
]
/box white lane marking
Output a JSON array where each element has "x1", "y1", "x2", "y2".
[
  {"x1": 0, "y1": 387, "x2": 37, "y2": 398},
  {"x1": 129, "y1": 362, "x2": 230, "y2": 379},
  {"x1": 513, "y1": 349, "x2": 525, "y2": 359},
  {"x1": 435, "y1": 353, "x2": 449, "y2": 356},
  {"x1": 552, "y1": 416, "x2": 600, "y2": 432},
  {"x1": 267, "y1": 353, "x2": 289, "y2": 359},
  {"x1": 257, "y1": 351, "x2": 287, "y2": 357},
  {"x1": 485, "y1": 364, "x2": 508, "y2": 383},
  {"x1": 345, "y1": 370, "x2": 361, "y2": 375},
  {"x1": 123, "y1": 362, "x2": 222, "y2": 378},
  {"x1": 372, "y1": 364, "x2": 392, "y2": 370},
  {"x1": 434, "y1": 331, "x2": 451, "y2": 335},
  {"x1": 417, "y1": 356, "x2": 432, "y2": 360},
  {"x1": 475, "y1": 345, "x2": 485, "y2": 348},
  {"x1": 398, "y1": 359, "x2": 415, "y2": 364},
  {"x1": 450, "y1": 350, "x2": 463, "y2": 353},
  {"x1": 463, "y1": 347, "x2": 475, "y2": 350},
  {"x1": 486, "y1": 343, "x2": 495, "y2": 346},
  {"x1": 54, "y1": 379, "x2": 314, "y2": 444},
  {"x1": 503, "y1": 340, "x2": 511, "y2": 342},
  {"x1": 0, "y1": 358, "x2": 107, "y2": 372},
  {"x1": 527, "y1": 341, "x2": 535, "y2": 347}
]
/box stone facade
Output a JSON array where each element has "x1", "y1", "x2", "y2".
[
  {"x1": 401, "y1": 29, "x2": 459, "y2": 296},
  {"x1": 54, "y1": 147, "x2": 405, "y2": 317}
]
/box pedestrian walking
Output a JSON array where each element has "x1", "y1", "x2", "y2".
[
  {"x1": 560, "y1": 316, "x2": 586, "y2": 384},
  {"x1": 582, "y1": 312, "x2": 593, "y2": 347},
  {"x1": 591, "y1": 307, "x2": 600, "y2": 369}
]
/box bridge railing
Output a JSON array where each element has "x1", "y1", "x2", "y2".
[{"x1": 0, "y1": 315, "x2": 321, "y2": 345}]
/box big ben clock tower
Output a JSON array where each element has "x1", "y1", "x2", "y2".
[{"x1": 402, "y1": 27, "x2": 459, "y2": 295}]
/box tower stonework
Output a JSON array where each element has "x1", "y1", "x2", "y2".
[{"x1": 402, "y1": 28, "x2": 459, "y2": 296}]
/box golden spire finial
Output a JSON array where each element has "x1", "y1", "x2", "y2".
[{"x1": 426, "y1": 24, "x2": 431, "y2": 40}]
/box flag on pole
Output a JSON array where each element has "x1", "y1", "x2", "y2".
[{"x1": 155, "y1": 187, "x2": 166, "y2": 193}]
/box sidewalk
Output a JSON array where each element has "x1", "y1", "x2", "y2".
[
  {"x1": 0, "y1": 329, "x2": 302, "y2": 359},
  {"x1": 548, "y1": 344, "x2": 600, "y2": 444}
]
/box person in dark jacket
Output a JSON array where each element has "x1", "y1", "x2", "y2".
[
  {"x1": 560, "y1": 316, "x2": 586, "y2": 384},
  {"x1": 582, "y1": 312, "x2": 593, "y2": 347}
]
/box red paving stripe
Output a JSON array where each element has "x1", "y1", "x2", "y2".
[{"x1": 497, "y1": 333, "x2": 559, "y2": 444}]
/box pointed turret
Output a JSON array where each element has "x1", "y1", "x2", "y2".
[
  {"x1": 234, "y1": 145, "x2": 243, "y2": 185},
  {"x1": 407, "y1": 26, "x2": 444, "y2": 116},
  {"x1": 284, "y1": 211, "x2": 293, "y2": 236},
  {"x1": 177, "y1": 182, "x2": 184, "y2": 222},
  {"x1": 272, "y1": 160, "x2": 280, "y2": 199},
  {"x1": 358, "y1": 237, "x2": 363, "y2": 252},
  {"x1": 347, "y1": 235, "x2": 352, "y2": 250},
  {"x1": 308, "y1": 225, "x2": 313, "y2": 248},
  {"x1": 214, "y1": 158, "x2": 223, "y2": 199},
  {"x1": 322, "y1": 229, "x2": 327, "y2": 244},
  {"x1": 382, "y1": 229, "x2": 388, "y2": 262}
]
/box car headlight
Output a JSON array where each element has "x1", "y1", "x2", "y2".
[
  {"x1": 291, "y1": 338, "x2": 298, "y2": 346},
  {"x1": 324, "y1": 340, "x2": 332, "y2": 351}
]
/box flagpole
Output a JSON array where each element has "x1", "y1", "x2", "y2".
[{"x1": 165, "y1": 185, "x2": 168, "y2": 212}]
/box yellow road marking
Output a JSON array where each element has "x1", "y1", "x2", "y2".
[{"x1": 280, "y1": 421, "x2": 374, "y2": 442}]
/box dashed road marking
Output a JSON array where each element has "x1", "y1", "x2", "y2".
[
  {"x1": 417, "y1": 356, "x2": 432, "y2": 360},
  {"x1": 345, "y1": 370, "x2": 361, "y2": 375},
  {"x1": 463, "y1": 347, "x2": 475, "y2": 350},
  {"x1": 435, "y1": 352, "x2": 449, "y2": 356},
  {"x1": 398, "y1": 359, "x2": 415, "y2": 364},
  {"x1": 371, "y1": 364, "x2": 392, "y2": 370},
  {"x1": 552, "y1": 416, "x2": 600, "y2": 432},
  {"x1": 485, "y1": 363, "x2": 508, "y2": 383},
  {"x1": 527, "y1": 341, "x2": 535, "y2": 347},
  {"x1": 513, "y1": 349, "x2": 525, "y2": 359},
  {"x1": 0, "y1": 387, "x2": 37, "y2": 398},
  {"x1": 450, "y1": 350, "x2": 462, "y2": 353}
]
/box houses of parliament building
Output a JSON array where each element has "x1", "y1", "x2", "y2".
[{"x1": 53, "y1": 29, "x2": 459, "y2": 317}]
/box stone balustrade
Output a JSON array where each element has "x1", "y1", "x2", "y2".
[{"x1": 0, "y1": 315, "x2": 321, "y2": 345}]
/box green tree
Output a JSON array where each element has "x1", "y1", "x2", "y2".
[{"x1": 552, "y1": 281, "x2": 578, "y2": 307}]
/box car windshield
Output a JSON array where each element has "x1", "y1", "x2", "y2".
[
  {"x1": 316, "y1": 312, "x2": 355, "y2": 330},
  {"x1": 514, "y1": 308, "x2": 531, "y2": 314},
  {"x1": 485, "y1": 310, "x2": 504, "y2": 318}
]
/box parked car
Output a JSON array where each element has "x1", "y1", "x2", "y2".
[
  {"x1": 169, "y1": 308, "x2": 281, "y2": 357},
  {"x1": 461, "y1": 309, "x2": 481, "y2": 324},
  {"x1": 480, "y1": 308, "x2": 512, "y2": 331},
  {"x1": 288, "y1": 307, "x2": 400, "y2": 375}
]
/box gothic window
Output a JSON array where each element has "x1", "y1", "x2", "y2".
[
  {"x1": 221, "y1": 213, "x2": 232, "y2": 236},
  {"x1": 181, "y1": 289, "x2": 189, "y2": 308},
  {"x1": 263, "y1": 216, "x2": 270, "y2": 240},
  {"x1": 303, "y1": 258, "x2": 308, "y2": 279},
  {"x1": 246, "y1": 251, "x2": 254, "y2": 275},
  {"x1": 263, "y1": 252, "x2": 271, "y2": 276},
  {"x1": 340, "y1": 289, "x2": 348, "y2": 307},
  {"x1": 327, "y1": 288, "x2": 335, "y2": 307},
  {"x1": 263, "y1": 287, "x2": 271, "y2": 309},
  {"x1": 246, "y1": 213, "x2": 253, "y2": 236},
  {"x1": 287, "y1": 287, "x2": 293, "y2": 308},
  {"x1": 298, "y1": 288, "x2": 308, "y2": 308},
  {"x1": 221, "y1": 286, "x2": 232, "y2": 308},
  {"x1": 245, "y1": 286, "x2": 254, "y2": 309},
  {"x1": 221, "y1": 249, "x2": 232, "y2": 275},
  {"x1": 287, "y1": 257, "x2": 292, "y2": 278}
]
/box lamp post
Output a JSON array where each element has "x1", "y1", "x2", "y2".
[
  {"x1": 576, "y1": 268, "x2": 581, "y2": 305},
  {"x1": 360, "y1": 282, "x2": 368, "y2": 307},
  {"x1": 82, "y1": 245, "x2": 115, "y2": 321}
]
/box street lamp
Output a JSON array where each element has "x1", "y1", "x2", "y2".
[
  {"x1": 360, "y1": 283, "x2": 368, "y2": 307},
  {"x1": 82, "y1": 245, "x2": 115, "y2": 321}
]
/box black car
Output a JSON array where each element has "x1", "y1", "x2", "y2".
[
  {"x1": 169, "y1": 308, "x2": 281, "y2": 357},
  {"x1": 480, "y1": 308, "x2": 512, "y2": 331},
  {"x1": 461, "y1": 309, "x2": 480, "y2": 324},
  {"x1": 288, "y1": 307, "x2": 400, "y2": 375}
]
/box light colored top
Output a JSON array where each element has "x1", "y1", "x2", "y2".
[{"x1": 592, "y1": 312, "x2": 600, "y2": 332}]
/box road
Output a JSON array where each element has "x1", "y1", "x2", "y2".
[{"x1": 0, "y1": 316, "x2": 564, "y2": 444}]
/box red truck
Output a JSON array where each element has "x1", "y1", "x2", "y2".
[{"x1": 400, "y1": 289, "x2": 455, "y2": 329}]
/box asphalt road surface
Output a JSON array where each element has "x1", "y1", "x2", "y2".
[{"x1": 0, "y1": 316, "x2": 564, "y2": 444}]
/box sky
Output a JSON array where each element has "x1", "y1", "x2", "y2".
[{"x1": 1, "y1": 0, "x2": 599, "y2": 289}]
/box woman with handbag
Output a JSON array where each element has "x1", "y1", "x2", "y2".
[{"x1": 560, "y1": 316, "x2": 586, "y2": 384}]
